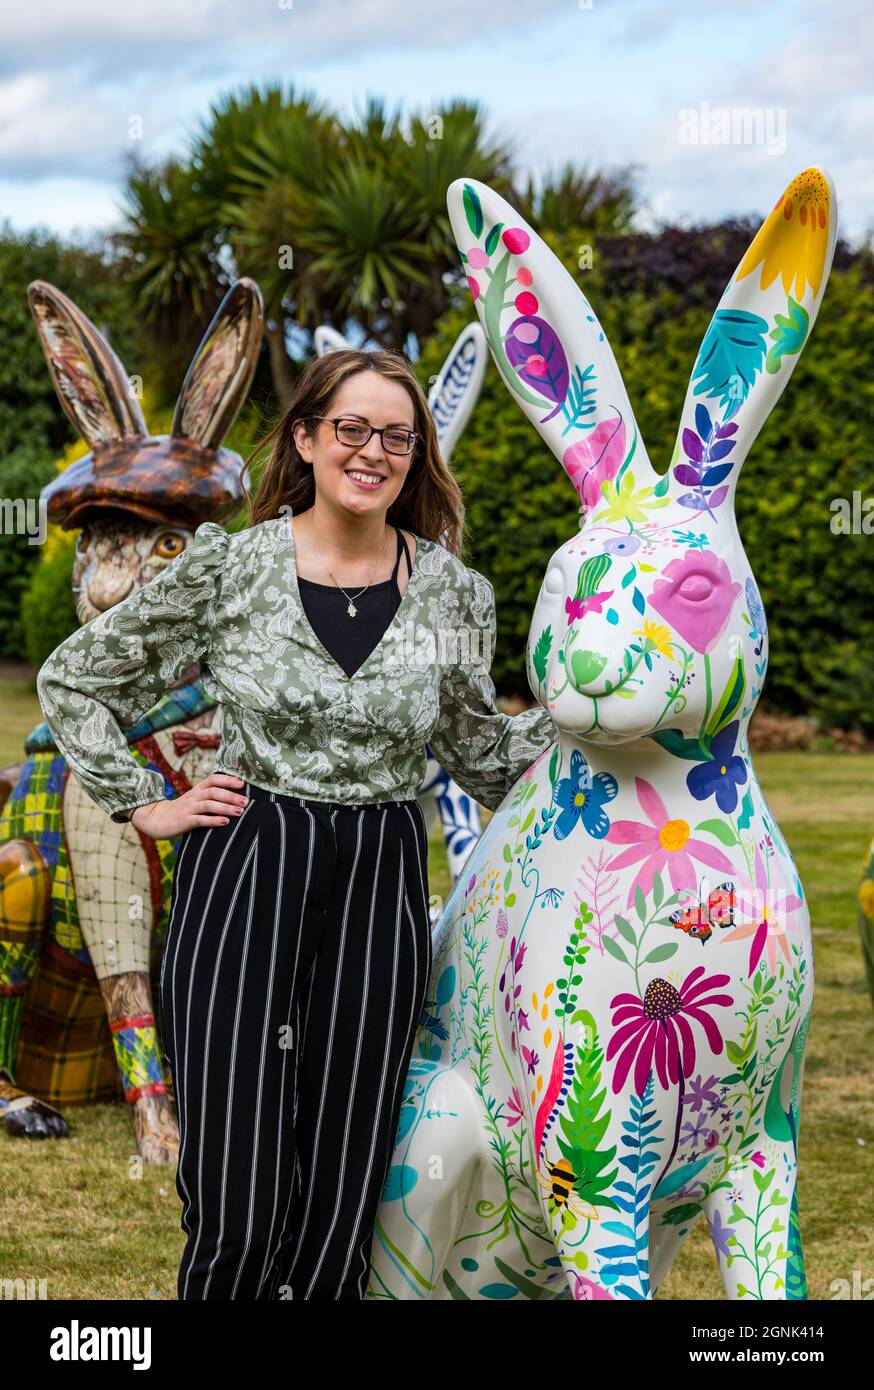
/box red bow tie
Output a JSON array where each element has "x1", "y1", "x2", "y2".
[{"x1": 171, "y1": 728, "x2": 222, "y2": 754}]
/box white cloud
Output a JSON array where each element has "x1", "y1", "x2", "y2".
[
  {"x1": 643, "y1": 0, "x2": 874, "y2": 241},
  {"x1": 0, "y1": 0, "x2": 869, "y2": 242},
  {"x1": 0, "y1": 72, "x2": 134, "y2": 180},
  {"x1": 0, "y1": 175, "x2": 121, "y2": 240},
  {"x1": 0, "y1": 0, "x2": 569, "y2": 74}
]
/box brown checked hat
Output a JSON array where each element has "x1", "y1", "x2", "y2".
[{"x1": 28, "y1": 277, "x2": 265, "y2": 531}]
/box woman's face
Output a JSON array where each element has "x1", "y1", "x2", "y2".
[{"x1": 293, "y1": 370, "x2": 417, "y2": 520}]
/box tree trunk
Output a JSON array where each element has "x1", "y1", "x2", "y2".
[{"x1": 266, "y1": 313, "x2": 295, "y2": 408}]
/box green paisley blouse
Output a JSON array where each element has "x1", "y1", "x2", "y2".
[{"x1": 36, "y1": 512, "x2": 557, "y2": 823}]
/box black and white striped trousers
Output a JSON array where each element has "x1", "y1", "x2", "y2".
[{"x1": 159, "y1": 780, "x2": 432, "y2": 1300}]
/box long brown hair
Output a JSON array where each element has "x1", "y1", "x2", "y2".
[{"x1": 242, "y1": 349, "x2": 465, "y2": 555}]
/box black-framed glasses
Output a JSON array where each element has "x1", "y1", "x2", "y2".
[{"x1": 309, "y1": 416, "x2": 418, "y2": 456}]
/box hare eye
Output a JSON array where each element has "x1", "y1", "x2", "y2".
[
  {"x1": 677, "y1": 575, "x2": 714, "y2": 602},
  {"x1": 543, "y1": 565, "x2": 564, "y2": 596},
  {"x1": 156, "y1": 533, "x2": 187, "y2": 560}
]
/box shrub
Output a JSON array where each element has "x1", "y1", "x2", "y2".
[{"x1": 21, "y1": 543, "x2": 77, "y2": 673}]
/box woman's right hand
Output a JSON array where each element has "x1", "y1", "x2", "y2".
[{"x1": 129, "y1": 773, "x2": 250, "y2": 839}]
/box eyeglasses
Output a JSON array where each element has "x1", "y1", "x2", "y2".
[{"x1": 309, "y1": 416, "x2": 418, "y2": 457}]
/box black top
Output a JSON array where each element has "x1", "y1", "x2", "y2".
[{"x1": 297, "y1": 527, "x2": 413, "y2": 678}]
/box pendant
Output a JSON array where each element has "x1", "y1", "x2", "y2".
[{"x1": 347, "y1": 600, "x2": 357, "y2": 617}]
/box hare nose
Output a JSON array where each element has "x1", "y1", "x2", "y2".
[{"x1": 544, "y1": 565, "x2": 564, "y2": 596}]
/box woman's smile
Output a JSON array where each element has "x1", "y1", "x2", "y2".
[{"x1": 345, "y1": 467, "x2": 387, "y2": 489}]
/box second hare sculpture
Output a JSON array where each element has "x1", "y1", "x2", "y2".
[
  {"x1": 0, "y1": 280, "x2": 263, "y2": 1160},
  {"x1": 368, "y1": 167, "x2": 836, "y2": 1300}
]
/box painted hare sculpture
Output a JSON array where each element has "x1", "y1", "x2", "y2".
[
  {"x1": 369, "y1": 166, "x2": 836, "y2": 1300},
  {"x1": 0, "y1": 279, "x2": 263, "y2": 1160}
]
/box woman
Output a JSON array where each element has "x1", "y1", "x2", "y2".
[{"x1": 36, "y1": 347, "x2": 557, "y2": 1301}]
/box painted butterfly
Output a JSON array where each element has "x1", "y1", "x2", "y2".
[{"x1": 668, "y1": 881, "x2": 735, "y2": 945}]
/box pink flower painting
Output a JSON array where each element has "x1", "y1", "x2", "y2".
[
  {"x1": 649, "y1": 549, "x2": 742, "y2": 654},
  {"x1": 605, "y1": 777, "x2": 735, "y2": 906},
  {"x1": 607, "y1": 967, "x2": 734, "y2": 1095},
  {"x1": 720, "y1": 846, "x2": 804, "y2": 976},
  {"x1": 563, "y1": 414, "x2": 627, "y2": 513}
]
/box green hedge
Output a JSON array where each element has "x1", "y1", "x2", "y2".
[
  {"x1": 6, "y1": 217, "x2": 874, "y2": 734},
  {"x1": 0, "y1": 226, "x2": 140, "y2": 660},
  {"x1": 0, "y1": 444, "x2": 62, "y2": 658},
  {"x1": 0, "y1": 225, "x2": 138, "y2": 459},
  {"x1": 21, "y1": 543, "x2": 77, "y2": 672}
]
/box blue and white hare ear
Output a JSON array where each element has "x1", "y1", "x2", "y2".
[
  {"x1": 427, "y1": 321, "x2": 488, "y2": 462},
  {"x1": 27, "y1": 280, "x2": 147, "y2": 447},
  {"x1": 314, "y1": 325, "x2": 350, "y2": 356},
  {"x1": 172, "y1": 278, "x2": 264, "y2": 447},
  {"x1": 446, "y1": 179, "x2": 659, "y2": 520},
  {"x1": 669, "y1": 166, "x2": 837, "y2": 515}
]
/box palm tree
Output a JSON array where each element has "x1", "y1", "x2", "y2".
[
  {"x1": 520, "y1": 161, "x2": 639, "y2": 238},
  {"x1": 115, "y1": 84, "x2": 639, "y2": 404},
  {"x1": 196, "y1": 85, "x2": 345, "y2": 404},
  {"x1": 112, "y1": 152, "x2": 223, "y2": 383},
  {"x1": 213, "y1": 90, "x2": 518, "y2": 397},
  {"x1": 375, "y1": 98, "x2": 518, "y2": 346}
]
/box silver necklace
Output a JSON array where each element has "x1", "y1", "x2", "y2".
[{"x1": 307, "y1": 522, "x2": 392, "y2": 617}]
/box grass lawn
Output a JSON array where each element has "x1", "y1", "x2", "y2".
[{"x1": 1, "y1": 677, "x2": 872, "y2": 1300}]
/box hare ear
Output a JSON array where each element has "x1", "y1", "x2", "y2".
[
  {"x1": 171, "y1": 278, "x2": 264, "y2": 447},
  {"x1": 314, "y1": 324, "x2": 350, "y2": 356},
  {"x1": 427, "y1": 321, "x2": 488, "y2": 462},
  {"x1": 446, "y1": 178, "x2": 657, "y2": 516},
  {"x1": 669, "y1": 166, "x2": 837, "y2": 512},
  {"x1": 27, "y1": 280, "x2": 147, "y2": 446}
]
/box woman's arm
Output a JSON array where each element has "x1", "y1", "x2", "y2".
[
  {"x1": 427, "y1": 568, "x2": 556, "y2": 813},
  {"x1": 36, "y1": 521, "x2": 229, "y2": 823}
]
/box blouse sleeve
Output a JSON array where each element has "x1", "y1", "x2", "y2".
[
  {"x1": 426, "y1": 569, "x2": 557, "y2": 813},
  {"x1": 36, "y1": 521, "x2": 229, "y2": 824}
]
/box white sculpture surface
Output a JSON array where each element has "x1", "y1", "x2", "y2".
[{"x1": 368, "y1": 166, "x2": 836, "y2": 1301}]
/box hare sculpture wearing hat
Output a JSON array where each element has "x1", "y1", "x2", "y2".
[
  {"x1": 369, "y1": 167, "x2": 836, "y2": 1300},
  {"x1": 0, "y1": 279, "x2": 263, "y2": 1162}
]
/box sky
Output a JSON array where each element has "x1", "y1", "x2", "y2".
[{"x1": 0, "y1": 0, "x2": 871, "y2": 245}]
